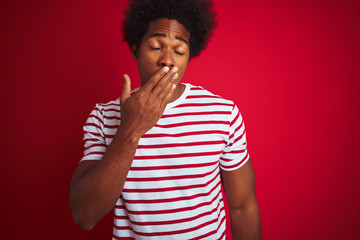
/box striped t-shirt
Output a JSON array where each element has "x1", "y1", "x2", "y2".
[{"x1": 81, "y1": 83, "x2": 249, "y2": 239}]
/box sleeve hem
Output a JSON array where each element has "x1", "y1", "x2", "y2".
[
  {"x1": 80, "y1": 158, "x2": 102, "y2": 163},
  {"x1": 219, "y1": 154, "x2": 250, "y2": 171}
]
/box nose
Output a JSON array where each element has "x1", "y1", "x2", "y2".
[{"x1": 158, "y1": 50, "x2": 174, "y2": 68}]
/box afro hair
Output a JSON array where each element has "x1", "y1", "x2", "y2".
[{"x1": 123, "y1": 0, "x2": 217, "y2": 59}]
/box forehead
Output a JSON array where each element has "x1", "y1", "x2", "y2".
[{"x1": 145, "y1": 18, "x2": 190, "y2": 43}]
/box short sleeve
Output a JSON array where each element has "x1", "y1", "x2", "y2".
[
  {"x1": 219, "y1": 104, "x2": 250, "y2": 171},
  {"x1": 80, "y1": 105, "x2": 107, "y2": 162}
]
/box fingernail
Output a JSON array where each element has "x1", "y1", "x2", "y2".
[
  {"x1": 172, "y1": 84, "x2": 176, "y2": 90},
  {"x1": 173, "y1": 73, "x2": 178, "y2": 80},
  {"x1": 163, "y1": 66, "x2": 170, "y2": 73},
  {"x1": 171, "y1": 66, "x2": 178, "y2": 73}
]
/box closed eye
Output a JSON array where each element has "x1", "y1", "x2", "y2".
[{"x1": 175, "y1": 51, "x2": 184, "y2": 55}]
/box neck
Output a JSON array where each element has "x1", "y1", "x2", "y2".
[{"x1": 169, "y1": 83, "x2": 185, "y2": 103}]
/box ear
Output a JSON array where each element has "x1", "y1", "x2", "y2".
[{"x1": 131, "y1": 44, "x2": 138, "y2": 61}]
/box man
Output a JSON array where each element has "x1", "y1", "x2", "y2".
[{"x1": 69, "y1": 0, "x2": 262, "y2": 239}]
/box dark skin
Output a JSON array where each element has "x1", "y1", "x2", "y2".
[
  {"x1": 69, "y1": 18, "x2": 262, "y2": 239},
  {"x1": 221, "y1": 162, "x2": 262, "y2": 239}
]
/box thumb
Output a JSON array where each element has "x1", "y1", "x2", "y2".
[{"x1": 120, "y1": 74, "x2": 131, "y2": 105}]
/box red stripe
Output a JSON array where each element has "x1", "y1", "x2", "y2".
[
  {"x1": 104, "y1": 124, "x2": 119, "y2": 129},
  {"x1": 123, "y1": 175, "x2": 221, "y2": 204},
  {"x1": 102, "y1": 101, "x2": 119, "y2": 106},
  {"x1": 141, "y1": 130, "x2": 228, "y2": 138},
  {"x1": 186, "y1": 94, "x2": 223, "y2": 99},
  {"x1": 154, "y1": 120, "x2": 229, "y2": 128},
  {"x1": 116, "y1": 199, "x2": 224, "y2": 226},
  {"x1": 229, "y1": 148, "x2": 247, "y2": 154},
  {"x1": 190, "y1": 86, "x2": 204, "y2": 90},
  {"x1": 84, "y1": 151, "x2": 105, "y2": 157},
  {"x1": 227, "y1": 131, "x2": 246, "y2": 148},
  {"x1": 221, "y1": 152, "x2": 249, "y2": 170},
  {"x1": 119, "y1": 184, "x2": 222, "y2": 215},
  {"x1": 219, "y1": 156, "x2": 233, "y2": 162},
  {"x1": 84, "y1": 138, "x2": 102, "y2": 143},
  {"x1": 229, "y1": 119, "x2": 244, "y2": 140},
  {"x1": 217, "y1": 228, "x2": 227, "y2": 240},
  {"x1": 122, "y1": 184, "x2": 221, "y2": 206},
  {"x1": 137, "y1": 140, "x2": 225, "y2": 149},
  {"x1": 88, "y1": 114, "x2": 104, "y2": 126},
  {"x1": 186, "y1": 95, "x2": 222, "y2": 99},
  {"x1": 85, "y1": 122, "x2": 102, "y2": 130},
  {"x1": 104, "y1": 130, "x2": 229, "y2": 139},
  {"x1": 238, "y1": 127, "x2": 246, "y2": 141},
  {"x1": 130, "y1": 160, "x2": 218, "y2": 171},
  {"x1": 104, "y1": 115, "x2": 121, "y2": 120},
  {"x1": 133, "y1": 150, "x2": 222, "y2": 160},
  {"x1": 113, "y1": 225, "x2": 132, "y2": 231},
  {"x1": 230, "y1": 109, "x2": 240, "y2": 126},
  {"x1": 85, "y1": 131, "x2": 104, "y2": 138},
  {"x1": 188, "y1": 214, "x2": 226, "y2": 240},
  {"x1": 174, "y1": 102, "x2": 233, "y2": 108},
  {"x1": 84, "y1": 143, "x2": 106, "y2": 150},
  {"x1": 103, "y1": 107, "x2": 120, "y2": 112},
  {"x1": 122, "y1": 171, "x2": 220, "y2": 193},
  {"x1": 126, "y1": 165, "x2": 218, "y2": 182},
  {"x1": 117, "y1": 208, "x2": 224, "y2": 237},
  {"x1": 114, "y1": 193, "x2": 223, "y2": 236},
  {"x1": 161, "y1": 111, "x2": 230, "y2": 118},
  {"x1": 112, "y1": 235, "x2": 135, "y2": 240}
]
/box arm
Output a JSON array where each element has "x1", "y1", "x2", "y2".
[
  {"x1": 69, "y1": 66, "x2": 179, "y2": 230},
  {"x1": 221, "y1": 160, "x2": 262, "y2": 240}
]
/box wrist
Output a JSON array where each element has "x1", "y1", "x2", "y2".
[
  {"x1": 112, "y1": 124, "x2": 141, "y2": 146},
  {"x1": 105, "y1": 129, "x2": 139, "y2": 161}
]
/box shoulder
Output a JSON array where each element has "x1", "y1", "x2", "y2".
[
  {"x1": 84, "y1": 98, "x2": 121, "y2": 128},
  {"x1": 93, "y1": 88, "x2": 138, "y2": 113},
  {"x1": 93, "y1": 98, "x2": 120, "y2": 112},
  {"x1": 89, "y1": 98, "x2": 121, "y2": 119},
  {"x1": 186, "y1": 83, "x2": 236, "y2": 108}
]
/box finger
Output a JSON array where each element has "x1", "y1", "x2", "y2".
[
  {"x1": 152, "y1": 66, "x2": 178, "y2": 96},
  {"x1": 140, "y1": 66, "x2": 170, "y2": 93},
  {"x1": 120, "y1": 74, "x2": 131, "y2": 105},
  {"x1": 160, "y1": 72, "x2": 179, "y2": 107}
]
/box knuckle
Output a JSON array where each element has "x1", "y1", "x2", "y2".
[
  {"x1": 133, "y1": 94, "x2": 144, "y2": 104},
  {"x1": 150, "y1": 78, "x2": 157, "y2": 86},
  {"x1": 133, "y1": 92, "x2": 140, "y2": 99},
  {"x1": 157, "y1": 81, "x2": 165, "y2": 88}
]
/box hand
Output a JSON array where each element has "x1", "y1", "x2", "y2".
[{"x1": 116, "y1": 66, "x2": 179, "y2": 142}]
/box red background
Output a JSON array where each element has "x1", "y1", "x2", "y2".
[{"x1": 1, "y1": 0, "x2": 360, "y2": 239}]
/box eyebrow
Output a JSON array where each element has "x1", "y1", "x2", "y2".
[{"x1": 149, "y1": 33, "x2": 189, "y2": 45}]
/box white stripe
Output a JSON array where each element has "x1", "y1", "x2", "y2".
[{"x1": 81, "y1": 84, "x2": 248, "y2": 238}]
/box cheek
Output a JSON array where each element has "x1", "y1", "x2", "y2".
[
  {"x1": 138, "y1": 58, "x2": 157, "y2": 80},
  {"x1": 177, "y1": 68, "x2": 187, "y2": 80},
  {"x1": 179, "y1": 62, "x2": 189, "y2": 75}
]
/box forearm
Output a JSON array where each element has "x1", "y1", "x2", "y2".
[
  {"x1": 70, "y1": 68, "x2": 179, "y2": 230},
  {"x1": 230, "y1": 202, "x2": 262, "y2": 240},
  {"x1": 69, "y1": 133, "x2": 139, "y2": 230}
]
